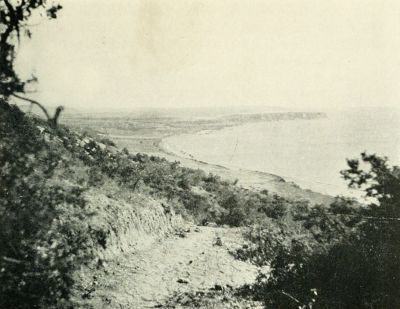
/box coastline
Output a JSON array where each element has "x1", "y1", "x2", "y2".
[
  {"x1": 157, "y1": 137, "x2": 333, "y2": 205},
  {"x1": 89, "y1": 112, "x2": 334, "y2": 206}
]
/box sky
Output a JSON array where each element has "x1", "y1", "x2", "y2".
[{"x1": 15, "y1": 0, "x2": 400, "y2": 111}]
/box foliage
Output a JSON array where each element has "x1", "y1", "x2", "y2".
[
  {"x1": 234, "y1": 222, "x2": 299, "y2": 267},
  {"x1": 0, "y1": 0, "x2": 62, "y2": 98},
  {"x1": 0, "y1": 101, "x2": 95, "y2": 308},
  {"x1": 54, "y1": 127, "x2": 298, "y2": 227},
  {"x1": 342, "y1": 152, "x2": 400, "y2": 216},
  {"x1": 241, "y1": 153, "x2": 400, "y2": 308}
]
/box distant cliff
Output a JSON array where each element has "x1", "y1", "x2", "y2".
[{"x1": 221, "y1": 112, "x2": 327, "y2": 123}]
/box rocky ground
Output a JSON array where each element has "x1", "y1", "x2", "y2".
[{"x1": 80, "y1": 225, "x2": 263, "y2": 308}]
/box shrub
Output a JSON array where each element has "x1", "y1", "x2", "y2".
[
  {"x1": 263, "y1": 194, "x2": 288, "y2": 219},
  {"x1": 219, "y1": 192, "x2": 246, "y2": 226},
  {"x1": 242, "y1": 153, "x2": 400, "y2": 308},
  {"x1": 0, "y1": 101, "x2": 94, "y2": 308}
]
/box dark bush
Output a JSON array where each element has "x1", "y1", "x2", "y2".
[
  {"x1": 241, "y1": 153, "x2": 400, "y2": 308},
  {"x1": 0, "y1": 101, "x2": 94, "y2": 308}
]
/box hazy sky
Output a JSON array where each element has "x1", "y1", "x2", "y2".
[{"x1": 15, "y1": 0, "x2": 400, "y2": 111}]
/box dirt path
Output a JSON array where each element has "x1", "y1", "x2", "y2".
[{"x1": 86, "y1": 226, "x2": 259, "y2": 308}]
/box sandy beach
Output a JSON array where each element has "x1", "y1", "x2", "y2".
[
  {"x1": 64, "y1": 111, "x2": 334, "y2": 205},
  {"x1": 111, "y1": 133, "x2": 333, "y2": 206}
]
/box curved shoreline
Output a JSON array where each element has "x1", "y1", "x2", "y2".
[
  {"x1": 158, "y1": 137, "x2": 334, "y2": 205},
  {"x1": 102, "y1": 113, "x2": 334, "y2": 205}
]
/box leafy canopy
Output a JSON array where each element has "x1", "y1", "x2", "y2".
[
  {"x1": 1, "y1": 0, "x2": 64, "y2": 126},
  {"x1": 1, "y1": 0, "x2": 62, "y2": 97}
]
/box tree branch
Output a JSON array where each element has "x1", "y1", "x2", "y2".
[
  {"x1": 280, "y1": 290, "x2": 303, "y2": 305},
  {"x1": 11, "y1": 93, "x2": 51, "y2": 120},
  {"x1": 11, "y1": 94, "x2": 64, "y2": 128},
  {"x1": 2, "y1": 256, "x2": 22, "y2": 264}
]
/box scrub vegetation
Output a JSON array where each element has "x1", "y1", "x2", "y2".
[{"x1": 1, "y1": 1, "x2": 399, "y2": 307}]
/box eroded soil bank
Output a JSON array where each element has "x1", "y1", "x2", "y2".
[{"x1": 80, "y1": 225, "x2": 263, "y2": 308}]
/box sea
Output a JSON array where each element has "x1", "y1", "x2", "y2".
[{"x1": 164, "y1": 108, "x2": 400, "y2": 197}]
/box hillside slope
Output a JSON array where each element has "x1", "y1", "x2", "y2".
[
  {"x1": 1, "y1": 101, "x2": 334, "y2": 308},
  {"x1": 81, "y1": 226, "x2": 262, "y2": 308}
]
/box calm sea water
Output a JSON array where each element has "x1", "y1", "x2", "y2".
[{"x1": 165, "y1": 109, "x2": 400, "y2": 197}]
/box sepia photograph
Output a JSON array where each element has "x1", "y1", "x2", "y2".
[{"x1": 1, "y1": 0, "x2": 400, "y2": 308}]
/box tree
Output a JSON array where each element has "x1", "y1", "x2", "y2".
[
  {"x1": 245, "y1": 153, "x2": 400, "y2": 308},
  {"x1": 0, "y1": 0, "x2": 63, "y2": 127},
  {"x1": 341, "y1": 152, "x2": 400, "y2": 217},
  {"x1": 339, "y1": 153, "x2": 400, "y2": 307}
]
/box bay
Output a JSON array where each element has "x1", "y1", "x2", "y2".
[{"x1": 164, "y1": 109, "x2": 400, "y2": 197}]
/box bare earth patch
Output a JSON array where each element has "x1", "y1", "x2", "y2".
[{"x1": 84, "y1": 226, "x2": 259, "y2": 308}]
